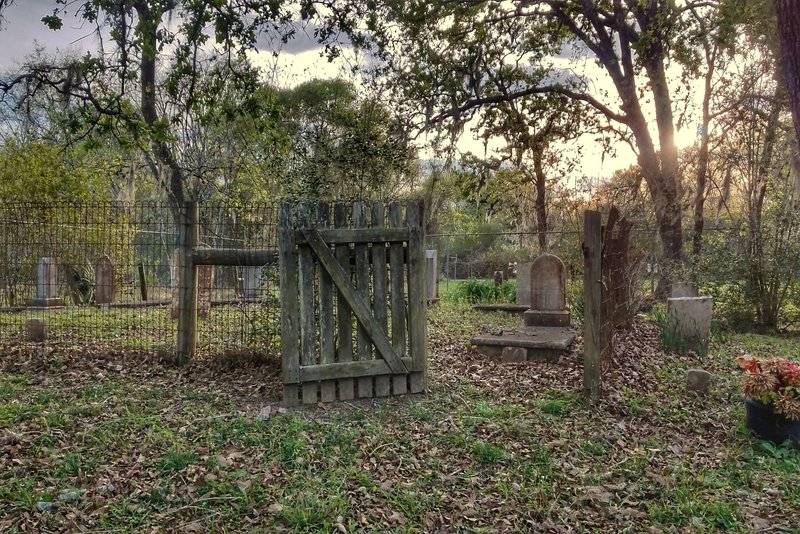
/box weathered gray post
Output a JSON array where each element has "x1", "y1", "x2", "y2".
[
  {"x1": 176, "y1": 202, "x2": 199, "y2": 365},
  {"x1": 583, "y1": 210, "x2": 602, "y2": 403}
]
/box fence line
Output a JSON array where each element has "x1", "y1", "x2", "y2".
[{"x1": 0, "y1": 201, "x2": 281, "y2": 358}]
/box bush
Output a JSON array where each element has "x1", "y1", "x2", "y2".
[{"x1": 449, "y1": 279, "x2": 516, "y2": 304}]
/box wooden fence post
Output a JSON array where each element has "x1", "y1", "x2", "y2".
[
  {"x1": 582, "y1": 210, "x2": 602, "y2": 402},
  {"x1": 407, "y1": 200, "x2": 427, "y2": 393},
  {"x1": 278, "y1": 203, "x2": 301, "y2": 405},
  {"x1": 176, "y1": 201, "x2": 199, "y2": 365}
]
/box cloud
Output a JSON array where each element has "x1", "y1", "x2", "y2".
[{"x1": 0, "y1": 0, "x2": 101, "y2": 71}]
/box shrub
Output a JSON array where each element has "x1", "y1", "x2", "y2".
[{"x1": 449, "y1": 279, "x2": 516, "y2": 304}]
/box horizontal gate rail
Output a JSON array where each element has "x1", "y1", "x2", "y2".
[
  {"x1": 293, "y1": 227, "x2": 410, "y2": 244},
  {"x1": 190, "y1": 248, "x2": 278, "y2": 266}
]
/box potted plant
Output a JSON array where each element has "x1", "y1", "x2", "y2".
[{"x1": 737, "y1": 355, "x2": 800, "y2": 446}]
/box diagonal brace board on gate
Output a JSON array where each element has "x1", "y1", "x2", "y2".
[{"x1": 301, "y1": 228, "x2": 409, "y2": 376}]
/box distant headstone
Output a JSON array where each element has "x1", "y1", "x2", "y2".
[
  {"x1": 33, "y1": 257, "x2": 61, "y2": 307},
  {"x1": 666, "y1": 296, "x2": 713, "y2": 351},
  {"x1": 425, "y1": 249, "x2": 438, "y2": 301},
  {"x1": 493, "y1": 270, "x2": 504, "y2": 287},
  {"x1": 94, "y1": 255, "x2": 115, "y2": 304},
  {"x1": 242, "y1": 266, "x2": 262, "y2": 299},
  {"x1": 686, "y1": 368, "x2": 713, "y2": 393},
  {"x1": 24, "y1": 318, "x2": 47, "y2": 342},
  {"x1": 197, "y1": 265, "x2": 215, "y2": 318},
  {"x1": 515, "y1": 262, "x2": 532, "y2": 306},
  {"x1": 671, "y1": 282, "x2": 698, "y2": 298},
  {"x1": 524, "y1": 253, "x2": 570, "y2": 327}
]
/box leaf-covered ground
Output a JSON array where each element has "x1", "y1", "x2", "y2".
[{"x1": 1, "y1": 302, "x2": 799, "y2": 532}]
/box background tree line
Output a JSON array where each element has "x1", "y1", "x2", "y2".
[{"x1": 0, "y1": 0, "x2": 799, "y2": 330}]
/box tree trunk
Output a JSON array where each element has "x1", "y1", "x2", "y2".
[
  {"x1": 693, "y1": 47, "x2": 716, "y2": 256},
  {"x1": 532, "y1": 149, "x2": 548, "y2": 251},
  {"x1": 134, "y1": 2, "x2": 187, "y2": 213},
  {"x1": 747, "y1": 82, "x2": 784, "y2": 329},
  {"x1": 775, "y1": 0, "x2": 800, "y2": 141}
]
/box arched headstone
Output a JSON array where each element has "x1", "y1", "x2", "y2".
[{"x1": 524, "y1": 253, "x2": 570, "y2": 327}]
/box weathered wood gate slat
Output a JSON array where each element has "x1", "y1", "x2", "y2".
[{"x1": 278, "y1": 200, "x2": 427, "y2": 405}]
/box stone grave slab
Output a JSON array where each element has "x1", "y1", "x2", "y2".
[{"x1": 470, "y1": 326, "x2": 577, "y2": 363}]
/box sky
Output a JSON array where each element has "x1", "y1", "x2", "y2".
[{"x1": 0, "y1": 2, "x2": 703, "y2": 183}]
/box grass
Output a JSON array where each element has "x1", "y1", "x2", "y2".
[{"x1": 0, "y1": 299, "x2": 798, "y2": 531}]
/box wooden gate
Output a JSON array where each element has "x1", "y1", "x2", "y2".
[{"x1": 278, "y1": 201, "x2": 427, "y2": 405}]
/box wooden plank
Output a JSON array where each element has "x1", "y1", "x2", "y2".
[
  {"x1": 406, "y1": 201, "x2": 427, "y2": 393},
  {"x1": 317, "y1": 202, "x2": 336, "y2": 402},
  {"x1": 278, "y1": 203, "x2": 300, "y2": 406},
  {"x1": 176, "y1": 201, "x2": 199, "y2": 365},
  {"x1": 298, "y1": 204, "x2": 318, "y2": 405},
  {"x1": 191, "y1": 248, "x2": 278, "y2": 266},
  {"x1": 372, "y1": 202, "x2": 390, "y2": 397},
  {"x1": 294, "y1": 227, "x2": 410, "y2": 245},
  {"x1": 583, "y1": 210, "x2": 603, "y2": 403},
  {"x1": 353, "y1": 202, "x2": 373, "y2": 399},
  {"x1": 334, "y1": 203, "x2": 354, "y2": 401},
  {"x1": 302, "y1": 228, "x2": 409, "y2": 375},
  {"x1": 389, "y1": 202, "x2": 408, "y2": 395},
  {"x1": 300, "y1": 358, "x2": 413, "y2": 382}
]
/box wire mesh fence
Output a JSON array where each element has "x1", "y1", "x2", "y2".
[{"x1": 0, "y1": 202, "x2": 280, "y2": 357}]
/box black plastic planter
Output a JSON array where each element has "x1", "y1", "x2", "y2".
[{"x1": 745, "y1": 397, "x2": 800, "y2": 447}]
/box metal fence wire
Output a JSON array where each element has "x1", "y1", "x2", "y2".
[{"x1": 0, "y1": 202, "x2": 280, "y2": 358}]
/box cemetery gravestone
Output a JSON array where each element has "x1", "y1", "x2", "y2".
[
  {"x1": 493, "y1": 270, "x2": 504, "y2": 287},
  {"x1": 666, "y1": 296, "x2": 713, "y2": 351},
  {"x1": 34, "y1": 257, "x2": 61, "y2": 307},
  {"x1": 24, "y1": 318, "x2": 47, "y2": 342},
  {"x1": 242, "y1": 266, "x2": 261, "y2": 299},
  {"x1": 515, "y1": 262, "x2": 532, "y2": 306},
  {"x1": 95, "y1": 255, "x2": 115, "y2": 304},
  {"x1": 425, "y1": 249, "x2": 438, "y2": 301},
  {"x1": 524, "y1": 253, "x2": 570, "y2": 327}
]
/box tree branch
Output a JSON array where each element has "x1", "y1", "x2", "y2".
[{"x1": 428, "y1": 84, "x2": 628, "y2": 127}]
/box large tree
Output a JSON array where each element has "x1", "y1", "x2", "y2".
[
  {"x1": 308, "y1": 0, "x2": 733, "y2": 277},
  {"x1": 0, "y1": 1, "x2": 293, "y2": 210}
]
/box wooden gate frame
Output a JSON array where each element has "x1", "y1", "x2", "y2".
[{"x1": 278, "y1": 201, "x2": 427, "y2": 405}]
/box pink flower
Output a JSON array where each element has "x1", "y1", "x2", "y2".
[{"x1": 782, "y1": 363, "x2": 800, "y2": 385}]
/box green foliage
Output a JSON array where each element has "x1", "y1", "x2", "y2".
[
  {"x1": 278, "y1": 78, "x2": 416, "y2": 200},
  {"x1": 449, "y1": 279, "x2": 515, "y2": 304},
  {"x1": 0, "y1": 142, "x2": 109, "y2": 202}
]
